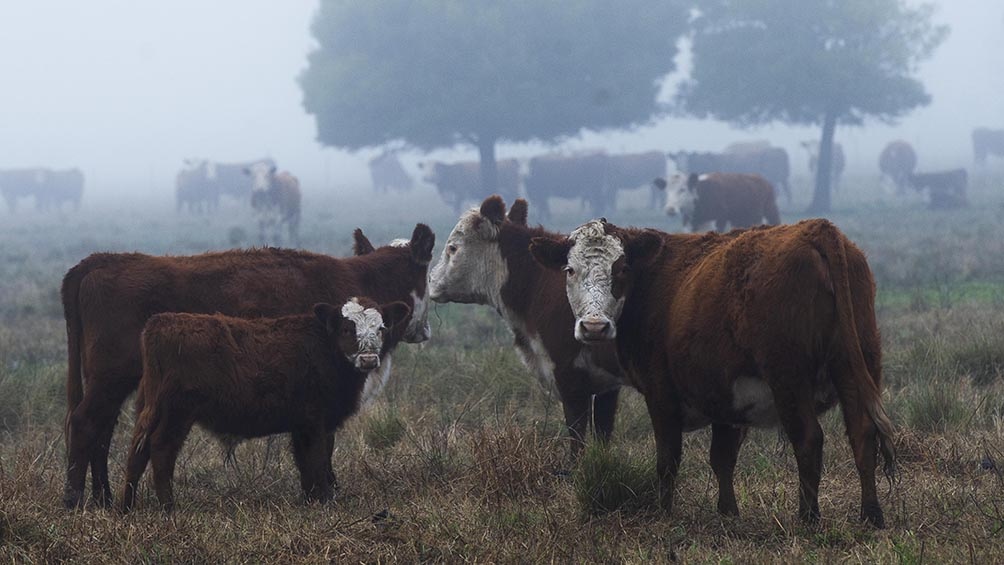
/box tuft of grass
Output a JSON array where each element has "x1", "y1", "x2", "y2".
[
  {"x1": 362, "y1": 407, "x2": 407, "y2": 451},
  {"x1": 903, "y1": 381, "x2": 969, "y2": 433},
  {"x1": 573, "y1": 441, "x2": 656, "y2": 515}
]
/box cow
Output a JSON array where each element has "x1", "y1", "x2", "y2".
[
  {"x1": 245, "y1": 162, "x2": 302, "y2": 247},
  {"x1": 120, "y1": 298, "x2": 410, "y2": 512},
  {"x1": 420, "y1": 159, "x2": 520, "y2": 213},
  {"x1": 801, "y1": 140, "x2": 845, "y2": 192},
  {"x1": 908, "y1": 169, "x2": 968, "y2": 210},
  {"x1": 972, "y1": 128, "x2": 1004, "y2": 166},
  {"x1": 175, "y1": 159, "x2": 219, "y2": 213},
  {"x1": 0, "y1": 167, "x2": 83, "y2": 212},
  {"x1": 523, "y1": 152, "x2": 610, "y2": 219},
  {"x1": 607, "y1": 151, "x2": 669, "y2": 210},
  {"x1": 669, "y1": 147, "x2": 791, "y2": 203},
  {"x1": 878, "y1": 140, "x2": 917, "y2": 194},
  {"x1": 654, "y1": 173, "x2": 780, "y2": 232},
  {"x1": 61, "y1": 224, "x2": 435, "y2": 509},
  {"x1": 530, "y1": 219, "x2": 896, "y2": 527},
  {"x1": 369, "y1": 150, "x2": 414, "y2": 193},
  {"x1": 428, "y1": 196, "x2": 622, "y2": 455}
]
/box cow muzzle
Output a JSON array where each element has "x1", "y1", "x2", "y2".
[
  {"x1": 575, "y1": 316, "x2": 616, "y2": 342},
  {"x1": 356, "y1": 353, "x2": 381, "y2": 371}
]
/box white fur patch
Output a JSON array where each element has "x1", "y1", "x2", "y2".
[
  {"x1": 509, "y1": 319, "x2": 556, "y2": 392},
  {"x1": 389, "y1": 238, "x2": 410, "y2": 248},
  {"x1": 731, "y1": 376, "x2": 777, "y2": 426},
  {"x1": 428, "y1": 209, "x2": 508, "y2": 306},
  {"x1": 359, "y1": 355, "x2": 393, "y2": 407},
  {"x1": 341, "y1": 298, "x2": 385, "y2": 361},
  {"x1": 566, "y1": 220, "x2": 625, "y2": 338}
]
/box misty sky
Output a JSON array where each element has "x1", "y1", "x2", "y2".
[{"x1": 0, "y1": 0, "x2": 1000, "y2": 194}]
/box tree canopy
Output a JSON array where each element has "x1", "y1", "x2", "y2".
[
  {"x1": 677, "y1": 0, "x2": 948, "y2": 211},
  {"x1": 300, "y1": 0, "x2": 688, "y2": 192}
]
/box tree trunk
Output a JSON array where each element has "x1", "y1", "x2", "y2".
[
  {"x1": 476, "y1": 136, "x2": 499, "y2": 198},
  {"x1": 806, "y1": 110, "x2": 838, "y2": 214}
]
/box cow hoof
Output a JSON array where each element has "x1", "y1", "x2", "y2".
[
  {"x1": 92, "y1": 491, "x2": 114, "y2": 509},
  {"x1": 62, "y1": 488, "x2": 85, "y2": 509},
  {"x1": 861, "y1": 505, "x2": 885, "y2": 529}
]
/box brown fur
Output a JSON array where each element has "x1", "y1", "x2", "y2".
[
  {"x1": 531, "y1": 219, "x2": 895, "y2": 527},
  {"x1": 484, "y1": 196, "x2": 622, "y2": 453},
  {"x1": 120, "y1": 299, "x2": 409, "y2": 512},
  {"x1": 667, "y1": 173, "x2": 780, "y2": 231},
  {"x1": 61, "y1": 225, "x2": 435, "y2": 509}
]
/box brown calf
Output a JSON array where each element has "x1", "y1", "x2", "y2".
[
  {"x1": 61, "y1": 224, "x2": 434, "y2": 509},
  {"x1": 531, "y1": 219, "x2": 895, "y2": 527},
  {"x1": 120, "y1": 298, "x2": 410, "y2": 512}
]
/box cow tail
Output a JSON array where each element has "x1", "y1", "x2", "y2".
[
  {"x1": 61, "y1": 261, "x2": 89, "y2": 450},
  {"x1": 815, "y1": 222, "x2": 896, "y2": 482}
]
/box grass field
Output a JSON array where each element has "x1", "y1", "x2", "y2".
[{"x1": 2, "y1": 175, "x2": 1004, "y2": 563}]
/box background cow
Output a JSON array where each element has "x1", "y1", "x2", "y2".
[
  {"x1": 655, "y1": 172, "x2": 780, "y2": 232},
  {"x1": 369, "y1": 150, "x2": 414, "y2": 193},
  {"x1": 606, "y1": 151, "x2": 669, "y2": 210},
  {"x1": 669, "y1": 146, "x2": 791, "y2": 203},
  {"x1": 420, "y1": 159, "x2": 520, "y2": 213},
  {"x1": 878, "y1": 140, "x2": 918, "y2": 193},
  {"x1": 972, "y1": 127, "x2": 1004, "y2": 166},
  {"x1": 60, "y1": 225, "x2": 435, "y2": 509},
  {"x1": 802, "y1": 140, "x2": 845, "y2": 192},
  {"x1": 120, "y1": 298, "x2": 410, "y2": 512},
  {"x1": 909, "y1": 168, "x2": 969, "y2": 209},
  {"x1": 245, "y1": 162, "x2": 302, "y2": 247},
  {"x1": 0, "y1": 167, "x2": 84, "y2": 212},
  {"x1": 530, "y1": 219, "x2": 896, "y2": 527},
  {"x1": 429, "y1": 196, "x2": 622, "y2": 455},
  {"x1": 523, "y1": 152, "x2": 609, "y2": 219},
  {"x1": 175, "y1": 159, "x2": 219, "y2": 213}
]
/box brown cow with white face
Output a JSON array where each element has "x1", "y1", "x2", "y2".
[
  {"x1": 655, "y1": 172, "x2": 780, "y2": 232},
  {"x1": 245, "y1": 162, "x2": 302, "y2": 247},
  {"x1": 120, "y1": 298, "x2": 410, "y2": 512},
  {"x1": 61, "y1": 225, "x2": 434, "y2": 509},
  {"x1": 428, "y1": 196, "x2": 622, "y2": 454},
  {"x1": 531, "y1": 219, "x2": 895, "y2": 527}
]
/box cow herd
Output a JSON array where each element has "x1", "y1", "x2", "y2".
[
  {"x1": 0, "y1": 167, "x2": 84, "y2": 213},
  {"x1": 61, "y1": 193, "x2": 899, "y2": 528}
]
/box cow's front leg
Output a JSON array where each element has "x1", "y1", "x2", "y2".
[{"x1": 645, "y1": 396, "x2": 683, "y2": 513}]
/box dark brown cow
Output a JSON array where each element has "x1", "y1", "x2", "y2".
[
  {"x1": 878, "y1": 140, "x2": 917, "y2": 193},
  {"x1": 908, "y1": 168, "x2": 968, "y2": 210},
  {"x1": 120, "y1": 298, "x2": 410, "y2": 512},
  {"x1": 973, "y1": 128, "x2": 1004, "y2": 165},
  {"x1": 61, "y1": 225, "x2": 435, "y2": 509},
  {"x1": 607, "y1": 151, "x2": 669, "y2": 209},
  {"x1": 369, "y1": 150, "x2": 414, "y2": 193},
  {"x1": 428, "y1": 196, "x2": 622, "y2": 454},
  {"x1": 655, "y1": 172, "x2": 780, "y2": 232},
  {"x1": 523, "y1": 152, "x2": 610, "y2": 218},
  {"x1": 420, "y1": 159, "x2": 520, "y2": 213},
  {"x1": 531, "y1": 219, "x2": 896, "y2": 527}
]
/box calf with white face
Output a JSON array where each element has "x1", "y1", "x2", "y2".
[{"x1": 429, "y1": 196, "x2": 623, "y2": 455}]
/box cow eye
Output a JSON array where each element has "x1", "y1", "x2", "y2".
[
  {"x1": 563, "y1": 266, "x2": 574, "y2": 276},
  {"x1": 448, "y1": 244, "x2": 458, "y2": 254}
]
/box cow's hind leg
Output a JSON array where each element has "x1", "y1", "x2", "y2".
[
  {"x1": 88, "y1": 384, "x2": 133, "y2": 508},
  {"x1": 121, "y1": 408, "x2": 156, "y2": 513},
  {"x1": 558, "y1": 390, "x2": 591, "y2": 459},
  {"x1": 591, "y1": 388, "x2": 620, "y2": 444},
  {"x1": 710, "y1": 423, "x2": 747, "y2": 516},
  {"x1": 64, "y1": 379, "x2": 129, "y2": 509},
  {"x1": 770, "y1": 372, "x2": 824, "y2": 525}
]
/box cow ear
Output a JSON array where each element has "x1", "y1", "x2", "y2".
[
  {"x1": 687, "y1": 173, "x2": 699, "y2": 190},
  {"x1": 380, "y1": 301, "x2": 411, "y2": 330},
  {"x1": 652, "y1": 177, "x2": 667, "y2": 190},
  {"x1": 507, "y1": 198, "x2": 528, "y2": 225},
  {"x1": 530, "y1": 237, "x2": 571, "y2": 270},
  {"x1": 625, "y1": 232, "x2": 662, "y2": 269},
  {"x1": 352, "y1": 228, "x2": 375, "y2": 256},
  {"x1": 479, "y1": 195, "x2": 506, "y2": 227},
  {"x1": 410, "y1": 223, "x2": 435, "y2": 265},
  {"x1": 313, "y1": 303, "x2": 342, "y2": 334}
]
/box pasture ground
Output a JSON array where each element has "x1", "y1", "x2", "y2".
[{"x1": 2, "y1": 175, "x2": 1004, "y2": 563}]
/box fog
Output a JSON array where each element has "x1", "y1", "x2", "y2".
[{"x1": 0, "y1": 0, "x2": 1000, "y2": 199}]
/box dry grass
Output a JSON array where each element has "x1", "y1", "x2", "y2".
[{"x1": 3, "y1": 176, "x2": 1004, "y2": 562}]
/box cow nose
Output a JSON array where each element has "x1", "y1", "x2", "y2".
[
  {"x1": 357, "y1": 353, "x2": 380, "y2": 370},
  {"x1": 578, "y1": 318, "x2": 613, "y2": 340}
]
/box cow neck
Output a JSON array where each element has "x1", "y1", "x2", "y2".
[
  {"x1": 612, "y1": 229, "x2": 678, "y2": 367},
  {"x1": 341, "y1": 246, "x2": 416, "y2": 301},
  {"x1": 497, "y1": 222, "x2": 562, "y2": 324}
]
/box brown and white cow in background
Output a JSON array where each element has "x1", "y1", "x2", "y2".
[
  {"x1": 61, "y1": 224, "x2": 434, "y2": 509},
  {"x1": 120, "y1": 298, "x2": 410, "y2": 512},
  {"x1": 879, "y1": 140, "x2": 917, "y2": 194},
  {"x1": 245, "y1": 162, "x2": 302, "y2": 247},
  {"x1": 428, "y1": 196, "x2": 622, "y2": 455},
  {"x1": 655, "y1": 172, "x2": 780, "y2": 232},
  {"x1": 530, "y1": 219, "x2": 896, "y2": 527}
]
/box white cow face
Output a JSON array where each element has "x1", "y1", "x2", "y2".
[
  {"x1": 315, "y1": 298, "x2": 409, "y2": 371},
  {"x1": 245, "y1": 161, "x2": 277, "y2": 193},
  {"x1": 429, "y1": 196, "x2": 508, "y2": 307},
  {"x1": 531, "y1": 220, "x2": 662, "y2": 343},
  {"x1": 660, "y1": 173, "x2": 697, "y2": 220}
]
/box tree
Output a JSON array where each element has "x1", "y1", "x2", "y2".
[
  {"x1": 676, "y1": 0, "x2": 948, "y2": 212},
  {"x1": 300, "y1": 0, "x2": 688, "y2": 195}
]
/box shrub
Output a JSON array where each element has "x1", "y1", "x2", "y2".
[{"x1": 573, "y1": 442, "x2": 656, "y2": 515}]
